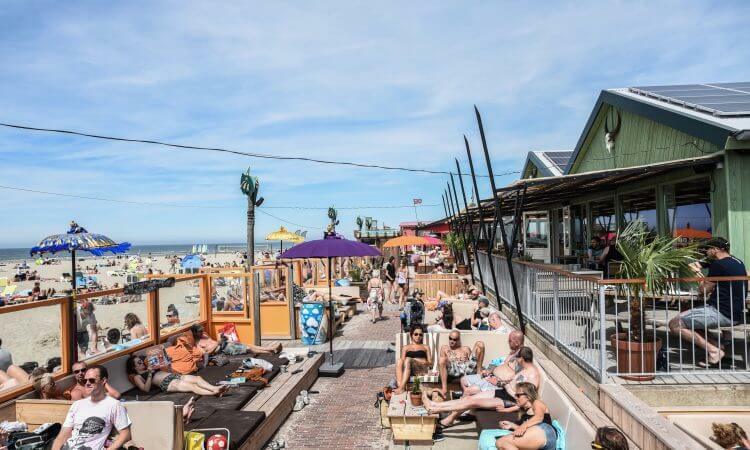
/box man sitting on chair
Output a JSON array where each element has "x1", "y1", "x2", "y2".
[{"x1": 437, "y1": 331, "x2": 484, "y2": 397}]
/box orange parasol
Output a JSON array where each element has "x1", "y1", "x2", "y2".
[
  {"x1": 382, "y1": 235, "x2": 430, "y2": 248},
  {"x1": 673, "y1": 228, "x2": 711, "y2": 239}
]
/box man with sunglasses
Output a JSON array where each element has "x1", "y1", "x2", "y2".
[
  {"x1": 66, "y1": 361, "x2": 121, "y2": 401},
  {"x1": 436, "y1": 331, "x2": 484, "y2": 397},
  {"x1": 52, "y1": 365, "x2": 132, "y2": 450}
]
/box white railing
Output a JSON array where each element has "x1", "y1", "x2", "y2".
[{"x1": 474, "y1": 251, "x2": 750, "y2": 382}]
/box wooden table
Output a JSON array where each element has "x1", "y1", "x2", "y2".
[{"x1": 387, "y1": 392, "x2": 439, "y2": 445}]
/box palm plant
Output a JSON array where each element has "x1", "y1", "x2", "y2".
[{"x1": 615, "y1": 220, "x2": 700, "y2": 341}]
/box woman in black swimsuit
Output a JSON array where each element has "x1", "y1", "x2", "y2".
[
  {"x1": 395, "y1": 324, "x2": 432, "y2": 394},
  {"x1": 496, "y1": 382, "x2": 557, "y2": 450}
]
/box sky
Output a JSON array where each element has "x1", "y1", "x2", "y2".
[{"x1": 1, "y1": 1, "x2": 748, "y2": 248}]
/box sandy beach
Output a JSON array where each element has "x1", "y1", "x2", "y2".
[{"x1": 0, "y1": 251, "x2": 246, "y2": 379}]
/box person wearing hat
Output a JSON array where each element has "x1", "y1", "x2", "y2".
[{"x1": 668, "y1": 237, "x2": 748, "y2": 366}]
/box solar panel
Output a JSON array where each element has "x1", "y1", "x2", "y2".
[{"x1": 629, "y1": 83, "x2": 750, "y2": 117}]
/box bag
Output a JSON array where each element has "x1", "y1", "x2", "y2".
[
  {"x1": 145, "y1": 346, "x2": 170, "y2": 371},
  {"x1": 219, "y1": 323, "x2": 240, "y2": 342},
  {"x1": 184, "y1": 430, "x2": 206, "y2": 450},
  {"x1": 243, "y1": 357, "x2": 273, "y2": 372},
  {"x1": 209, "y1": 354, "x2": 230, "y2": 366},
  {"x1": 478, "y1": 429, "x2": 513, "y2": 450},
  {"x1": 374, "y1": 393, "x2": 390, "y2": 429},
  {"x1": 233, "y1": 367, "x2": 267, "y2": 385}
]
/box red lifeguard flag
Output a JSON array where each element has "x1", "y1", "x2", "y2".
[{"x1": 413, "y1": 198, "x2": 422, "y2": 205}]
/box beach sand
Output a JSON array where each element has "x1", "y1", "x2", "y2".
[{"x1": 0, "y1": 252, "x2": 244, "y2": 384}]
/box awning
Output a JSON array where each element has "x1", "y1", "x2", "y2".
[{"x1": 469, "y1": 153, "x2": 723, "y2": 217}]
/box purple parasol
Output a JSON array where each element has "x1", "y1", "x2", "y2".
[
  {"x1": 279, "y1": 233, "x2": 380, "y2": 376},
  {"x1": 279, "y1": 233, "x2": 381, "y2": 259}
]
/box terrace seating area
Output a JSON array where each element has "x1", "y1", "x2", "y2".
[{"x1": 394, "y1": 329, "x2": 597, "y2": 448}]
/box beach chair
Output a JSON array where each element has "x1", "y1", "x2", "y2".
[
  {"x1": 0, "y1": 277, "x2": 7, "y2": 288},
  {"x1": 3, "y1": 285, "x2": 16, "y2": 296}
]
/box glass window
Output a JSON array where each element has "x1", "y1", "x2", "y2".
[
  {"x1": 524, "y1": 213, "x2": 549, "y2": 249},
  {"x1": 591, "y1": 199, "x2": 616, "y2": 241},
  {"x1": 211, "y1": 276, "x2": 246, "y2": 312},
  {"x1": 570, "y1": 204, "x2": 588, "y2": 256},
  {"x1": 666, "y1": 178, "x2": 712, "y2": 243},
  {"x1": 0, "y1": 303, "x2": 62, "y2": 393},
  {"x1": 160, "y1": 278, "x2": 202, "y2": 335},
  {"x1": 621, "y1": 189, "x2": 658, "y2": 233},
  {"x1": 77, "y1": 291, "x2": 150, "y2": 361},
  {"x1": 257, "y1": 266, "x2": 288, "y2": 303}
]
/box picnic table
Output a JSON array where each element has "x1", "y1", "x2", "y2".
[{"x1": 387, "y1": 392, "x2": 439, "y2": 445}]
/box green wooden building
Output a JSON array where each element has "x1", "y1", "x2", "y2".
[{"x1": 493, "y1": 83, "x2": 750, "y2": 264}]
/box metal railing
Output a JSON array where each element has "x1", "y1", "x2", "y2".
[{"x1": 474, "y1": 251, "x2": 750, "y2": 382}]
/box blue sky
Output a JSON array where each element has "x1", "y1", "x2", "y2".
[{"x1": 1, "y1": 1, "x2": 748, "y2": 247}]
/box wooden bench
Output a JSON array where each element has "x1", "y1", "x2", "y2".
[{"x1": 387, "y1": 392, "x2": 438, "y2": 445}]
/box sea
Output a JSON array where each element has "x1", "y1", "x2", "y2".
[{"x1": 0, "y1": 242, "x2": 280, "y2": 262}]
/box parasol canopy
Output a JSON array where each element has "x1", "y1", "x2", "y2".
[
  {"x1": 265, "y1": 226, "x2": 303, "y2": 242},
  {"x1": 31, "y1": 232, "x2": 131, "y2": 256},
  {"x1": 382, "y1": 235, "x2": 430, "y2": 248},
  {"x1": 424, "y1": 236, "x2": 444, "y2": 246},
  {"x1": 673, "y1": 228, "x2": 711, "y2": 239},
  {"x1": 280, "y1": 233, "x2": 381, "y2": 259}
]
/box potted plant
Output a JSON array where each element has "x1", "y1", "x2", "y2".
[
  {"x1": 409, "y1": 377, "x2": 423, "y2": 407},
  {"x1": 610, "y1": 220, "x2": 699, "y2": 381},
  {"x1": 445, "y1": 232, "x2": 469, "y2": 274}
]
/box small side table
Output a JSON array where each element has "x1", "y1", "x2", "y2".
[{"x1": 387, "y1": 392, "x2": 439, "y2": 445}]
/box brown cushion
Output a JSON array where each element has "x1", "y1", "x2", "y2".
[{"x1": 188, "y1": 409, "x2": 266, "y2": 449}]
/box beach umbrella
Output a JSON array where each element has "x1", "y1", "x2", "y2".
[
  {"x1": 382, "y1": 235, "x2": 430, "y2": 248},
  {"x1": 673, "y1": 228, "x2": 711, "y2": 239},
  {"x1": 30, "y1": 222, "x2": 131, "y2": 361},
  {"x1": 280, "y1": 233, "x2": 380, "y2": 376},
  {"x1": 424, "y1": 236, "x2": 444, "y2": 246},
  {"x1": 265, "y1": 226, "x2": 305, "y2": 252}
]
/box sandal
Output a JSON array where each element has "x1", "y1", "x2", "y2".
[{"x1": 293, "y1": 395, "x2": 305, "y2": 411}]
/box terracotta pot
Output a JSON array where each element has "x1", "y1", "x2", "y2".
[
  {"x1": 410, "y1": 392, "x2": 423, "y2": 407},
  {"x1": 457, "y1": 264, "x2": 469, "y2": 275},
  {"x1": 610, "y1": 333, "x2": 662, "y2": 381}
]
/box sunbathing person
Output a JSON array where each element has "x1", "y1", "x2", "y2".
[
  {"x1": 424, "y1": 346, "x2": 540, "y2": 427},
  {"x1": 190, "y1": 323, "x2": 282, "y2": 356},
  {"x1": 32, "y1": 373, "x2": 64, "y2": 399},
  {"x1": 0, "y1": 364, "x2": 31, "y2": 390},
  {"x1": 395, "y1": 324, "x2": 431, "y2": 394},
  {"x1": 460, "y1": 331, "x2": 524, "y2": 397},
  {"x1": 66, "y1": 361, "x2": 121, "y2": 400},
  {"x1": 437, "y1": 331, "x2": 485, "y2": 397},
  {"x1": 124, "y1": 312, "x2": 149, "y2": 339},
  {"x1": 455, "y1": 297, "x2": 490, "y2": 330},
  {"x1": 126, "y1": 354, "x2": 228, "y2": 396},
  {"x1": 427, "y1": 302, "x2": 454, "y2": 332},
  {"x1": 496, "y1": 382, "x2": 557, "y2": 450},
  {"x1": 488, "y1": 311, "x2": 511, "y2": 333}
]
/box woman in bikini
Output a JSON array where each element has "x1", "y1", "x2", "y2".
[
  {"x1": 395, "y1": 324, "x2": 432, "y2": 394},
  {"x1": 496, "y1": 382, "x2": 557, "y2": 450},
  {"x1": 126, "y1": 354, "x2": 228, "y2": 397},
  {"x1": 396, "y1": 262, "x2": 409, "y2": 309}
]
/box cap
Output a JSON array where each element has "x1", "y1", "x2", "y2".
[{"x1": 703, "y1": 237, "x2": 729, "y2": 251}]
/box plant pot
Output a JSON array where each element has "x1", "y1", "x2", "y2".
[
  {"x1": 610, "y1": 333, "x2": 662, "y2": 381},
  {"x1": 410, "y1": 391, "x2": 423, "y2": 407},
  {"x1": 456, "y1": 264, "x2": 469, "y2": 275}
]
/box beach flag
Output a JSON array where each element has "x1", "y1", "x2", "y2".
[{"x1": 413, "y1": 198, "x2": 422, "y2": 205}]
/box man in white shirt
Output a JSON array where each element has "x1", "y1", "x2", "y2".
[{"x1": 52, "y1": 365, "x2": 131, "y2": 450}]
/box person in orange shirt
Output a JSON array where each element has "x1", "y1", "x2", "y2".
[{"x1": 165, "y1": 334, "x2": 204, "y2": 375}]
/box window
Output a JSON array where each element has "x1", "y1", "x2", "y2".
[
  {"x1": 665, "y1": 178, "x2": 712, "y2": 242},
  {"x1": 77, "y1": 292, "x2": 150, "y2": 362},
  {"x1": 211, "y1": 276, "x2": 246, "y2": 312},
  {"x1": 621, "y1": 189, "x2": 658, "y2": 233},
  {"x1": 160, "y1": 278, "x2": 202, "y2": 335},
  {"x1": 524, "y1": 213, "x2": 549, "y2": 249},
  {"x1": 570, "y1": 204, "x2": 588, "y2": 256},
  {"x1": 591, "y1": 199, "x2": 616, "y2": 241}
]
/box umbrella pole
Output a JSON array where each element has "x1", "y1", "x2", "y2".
[
  {"x1": 70, "y1": 250, "x2": 78, "y2": 364},
  {"x1": 280, "y1": 240, "x2": 283, "y2": 253},
  {"x1": 328, "y1": 256, "x2": 333, "y2": 360}
]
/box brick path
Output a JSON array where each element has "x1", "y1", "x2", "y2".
[{"x1": 269, "y1": 303, "x2": 400, "y2": 449}]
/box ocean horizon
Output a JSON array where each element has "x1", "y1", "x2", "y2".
[{"x1": 0, "y1": 242, "x2": 282, "y2": 262}]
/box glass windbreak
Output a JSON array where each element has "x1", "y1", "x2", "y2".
[
  {"x1": 0, "y1": 304, "x2": 62, "y2": 393},
  {"x1": 621, "y1": 189, "x2": 658, "y2": 233},
  {"x1": 301, "y1": 260, "x2": 315, "y2": 287},
  {"x1": 257, "y1": 266, "x2": 288, "y2": 303},
  {"x1": 666, "y1": 178, "x2": 712, "y2": 243},
  {"x1": 211, "y1": 276, "x2": 246, "y2": 312},
  {"x1": 77, "y1": 292, "x2": 150, "y2": 361},
  {"x1": 591, "y1": 199, "x2": 616, "y2": 241},
  {"x1": 159, "y1": 278, "x2": 202, "y2": 335},
  {"x1": 570, "y1": 204, "x2": 588, "y2": 256},
  {"x1": 524, "y1": 213, "x2": 548, "y2": 249}
]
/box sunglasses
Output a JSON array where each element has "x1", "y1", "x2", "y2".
[
  {"x1": 73, "y1": 368, "x2": 86, "y2": 374},
  {"x1": 412, "y1": 333, "x2": 423, "y2": 337},
  {"x1": 448, "y1": 337, "x2": 459, "y2": 341},
  {"x1": 84, "y1": 378, "x2": 100, "y2": 385},
  {"x1": 516, "y1": 393, "x2": 528, "y2": 399}
]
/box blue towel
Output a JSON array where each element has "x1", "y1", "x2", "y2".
[
  {"x1": 552, "y1": 419, "x2": 566, "y2": 450},
  {"x1": 490, "y1": 356, "x2": 505, "y2": 367},
  {"x1": 477, "y1": 429, "x2": 512, "y2": 450}
]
